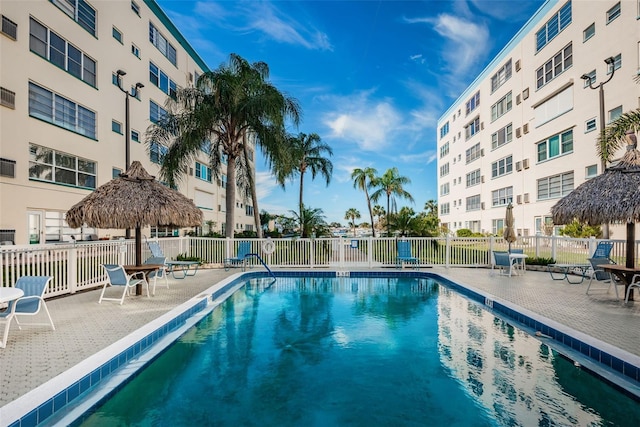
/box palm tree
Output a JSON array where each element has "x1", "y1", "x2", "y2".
[
  {"x1": 290, "y1": 205, "x2": 330, "y2": 238},
  {"x1": 598, "y1": 108, "x2": 640, "y2": 163},
  {"x1": 372, "y1": 205, "x2": 385, "y2": 232},
  {"x1": 351, "y1": 167, "x2": 378, "y2": 237},
  {"x1": 424, "y1": 199, "x2": 438, "y2": 217},
  {"x1": 146, "y1": 53, "x2": 301, "y2": 238},
  {"x1": 277, "y1": 133, "x2": 333, "y2": 233},
  {"x1": 344, "y1": 208, "x2": 361, "y2": 237},
  {"x1": 370, "y1": 167, "x2": 414, "y2": 236}
]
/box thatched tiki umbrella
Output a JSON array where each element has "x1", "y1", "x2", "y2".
[
  {"x1": 504, "y1": 203, "x2": 517, "y2": 253},
  {"x1": 66, "y1": 161, "x2": 203, "y2": 269},
  {"x1": 552, "y1": 132, "x2": 639, "y2": 297}
]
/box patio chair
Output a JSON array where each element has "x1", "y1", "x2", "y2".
[
  {"x1": 0, "y1": 276, "x2": 55, "y2": 348},
  {"x1": 592, "y1": 241, "x2": 614, "y2": 261},
  {"x1": 224, "y1": 241, "x2": 252, "y2": 271},
  {"x1": 148, "y1": 240, "x2": 164, "y2": 258},
  {"x1": 625, "y1": 274, "x2": 640, "y2": 303},
  {"x1": 100, "y1": 264, "x2": 150, "y2": 304},
  {"x1": 144, "y1": 256, "x2": 168, "y2": 295},
  {"x1": 491, "y1": 251, "x2": 513, "y2": 276},
  {"x1": 397, "y1": 240, "x2": 419, "y2": 269},
  {"x1": 586, "y1": 257, "x2": 623, "y2": 298}
]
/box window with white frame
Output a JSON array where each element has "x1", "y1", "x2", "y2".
[
  {"x1": 491, "y1": 92, "x2": 512, "y2": 121},
  {"x1": 439, "y1": 162, "x2": 450, "y2": 177},
  {"x1": 112, "y1": 167, "x2": 122, "y2": 179},
  {"x1": 29, "y1": 18, "x2": 96, "y2": 87},
  {"x1": 607, "y1": 2, "x2": 621, "y2": 23},
  {"x1": 440, "y1": 203, "x2": 450, "y2": 215},
  {"x1": 440, "y1": 142, "x2": 449, "y2": 158},
  {"x1": 150, "y1": 100, "x2": 168, "y2": 123},
  {"x1": 131, "y1": 0, "x2": 140, "y2": 15},
  {"x1": 440, "y1": 182, "x2": 450, "y2": 196},
  {"x1": 465, "y1": 117, "x2": 481, "y2": 140},
  {"x1": 440, "y1": 122, "x2": 449, "y2": 138},
  {"x1": 492, "y1": 219, "x2": 505, "y2": 235},
  {"x1": 149, "y1": 22, "x2": 177, "y2": 66},
  {"x1": 585, "y1": 117, "x2": 597, "y2": 133},
  {"x1": 583, "y1": 22, "x2": 595, "y2": 41},
  {"x1": 149, "y1": 62, "x2": 177, "y2": 98},
  {"x1": 149, "y1": 141, "x2": 168, "y2": 164},
  {"x1": 131, "y1": 129, "x2": 140, "y2": 142},
  {"x1": 534, "y1": 85, "x2": 573, "y2": 127},
  {"x1": 466, "y1": 194, "x2": 481, "y2": 211},
  {"x1": 608, "y1": 105, "x2": 622, "y2": 123},
  {"x1": 585, "y1": 164, "x2": 597, "y2": 179},
  {"x1": 537, "y1": 129, "x2": 573, "y2": 162},
  {"x1": 491, "y1": 59, "x2": 512, "y2": 93},
  {"x1": 50, "y1": 0, "x2": 96, "y2": 36},
  {"x1": 466, "y1": 169, "x2": 481, "y2": 187},
  {"x1": 28, "y1": 82, "x2": 96, "y2": 139},
  {"x1": 491, "y1": 155, "x2": 513, "y2": 178},
  {"x1": 195, "y1": 161, "x2": 212, "y2": 182},
  {"x1": 492, "y1": 186, "x2": 513, "y2": 207},
  {"x1": 220, "y1": 174, "x2": 227, "y2": 187},
  {"x1": 131, "y1": 44, "x2": 140, "y2": 58},
  {"x1": 537, "y1": 171, "x2": 574, "y2": 200},
  {"x1": 492, "y1": 123, "x2": 513, "y2": 149},
  {"x1": 583, "y1": 70, "x2": 596, "y2": 87},
  {"x1": 29, "y1": 144, "x2": 96, "y2": 189},
  {"x1": 111, "y1": 120, "x2": 122, "y2": 134},
  {"x1": 536, "y1": 43, "x2": 573, "y2": 89},
  {"x1": 112, "y1": 27, "x2": 123, "y2": 43},
  {"x1": 607, "y1": 53, "x2": 622, "y2": 74},
  {"x1": 466, "y1": 143, "x2": 481, "y2": 164},
  {"x1": 535, "y1": 0, "x2": 572, "y2": 52},
  {"x1": 465, "y1": 91, "x2": 480, "y2": 115}
]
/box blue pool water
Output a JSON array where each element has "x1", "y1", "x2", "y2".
[{"x1": 79, "y1": 276, "x2": 640, "y2": 426}]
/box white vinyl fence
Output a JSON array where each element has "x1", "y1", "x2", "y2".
[{"x1": 0, "y1": 235, "x2": 633, "y2": 299}]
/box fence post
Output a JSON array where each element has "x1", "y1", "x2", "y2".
[
  {"x1": 69, "y1": 245, "x2": 78, "y2": 294},
  {"x1": 551, "y1": 235, "x2": 557, "y2": 261},
  {"x1": 226, "y1": 237, "x2": 232, "y2": 260},
  {"x1": 445, "y1": 234, "x2": 451, "y2": 268},
  {"x1": 535, "y1": 234, "x2": 540, "y2": 258},
  {"x1": 339, "y1": 236, "x2": 345, "y2": 268},
  {"x1": 309, "y1": 239, "x2": 315, "y2": 269},
  {"x1": 489, "y1": 236, "x2": 494, "y2": 267},
  {"x1": 368, "y1": 236, "x2": 373, "y2": 268},
  {"x1": 588, "y1": 237, "x2": 596, "y2": 258}
]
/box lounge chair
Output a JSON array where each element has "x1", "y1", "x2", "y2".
[
  {"x1": 625, "y1": 274, "x2": 640, "y2": 303},
  {"x1": 147, "y1": 240, "x2": 200, "y2": 279},
  {"x1": 0, "y1": 276, "x2": 55, "y2": 348},
  {"x1": 586, "y1": 257, "x2": 623, "y2": 298},
  {"x1": 397, "y1": 240, "x2": 419, "y2": 269},
  {"x1": 224, "y1": 241, "x2": 252, "y2": 271},
  {"x1": 592, "y1": 241, "x2": 614, "y2": 261},
  {"x1": 144, "y1": 256, "x2": 168, "y2": 295},
  {"x1": 100, "y1": 264, "x2": 150, "y2": 304}
]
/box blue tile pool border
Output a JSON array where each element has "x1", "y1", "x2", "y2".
[{"x1": 8, "y1": 269, "x2": 640, "y2": 426}]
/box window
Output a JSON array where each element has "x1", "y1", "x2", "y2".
[
  {"x1": 131, "y1": 129, "x2": 140, "y2": 142},
  {"x1": 466, "y1": 169, "x2": 481, "y2": 187},
  {"x1": 51, "y1": 0, "x2": 96, "y2": 36},
  {"x1": 607, "y1": 2, "x2": 621, "y2": 23},
  {"x1": 220, "y1": 174, "x2": 227, "y2": 188},
  {"x1": 112, "y1": 27, "x2": 123, "y2": 43},
  {"x1": 583, "y1": 23, "x2": 595, "y2": 41},
  {"x1": 535, "y1": 0, "x2": 572, "y2": 52},
  {"x1": 149, "y1": 22, "x2": 177, "y2": 66},
  {"x1": 465, "y1": 91, "x2": 480, "y2": 115},
  {"x1": 149, "y1": 62, "x2": 177, "y2": 98},
  {"x1": 492, "y1": 186, "x2": 513, "y2": 207},
  {"x1": 492, "y1": 219, "x2": 505, "y2": 235},
  {"x1": 131, "y1": 44, "x2": 140, "y2": 58},
  {"x1": 112, "y1": 167, "x2": 122, "y2": 179},
  {"x1": 29, "y1": 18, "x2": 96, "y2": 87},
  {"x1": 466, "y1": 195, "x2": 481, "y2": 211},
  {"x1": 149, "y1": 141, "x2": 167, "y2": 163},
  {"x1": 492, "y1": 123, "x2": 513, "y2": 149},
  {"x1": 440, "y1": 142, "x2": 449, "y2": 158},
  {"x1": 29, "y1": 144, "x2": 96, "y2": 189},
  {"x1": 2, "y1": 15, "x2": 17, "y2": 40},
  {"x1": 131, "y1": 0, "x2": 140, "y2": 15},
  {"x1": 491, "y1": 156, "x2": 513, "y2": 178},
  {"x1": 491, "y1": 92, "x2": 512, "y2": 121},
  {"x1": 607, "y1": 53, "x2": 622, "y2": 74},
  {"x1": 537, "y1": 171, "x2": 574, "y2": 200},
  {"x1": 586, "y1": 164, "x2": 598, "y2": 179},
  {"x1": 465, "y1": 117, "x2": 481, "y2": 140},
  {"x1": 537, "y1": 129, "x2": 573, "y2": 161},
  {"x1": 585, "y1": 117, "x2": 597, "y2": 133},
  {"x1": 440, "y1": 182, "x2": 450, "y2": 196},
  {"x1": 440, "y1": 203, "x2": 450, "y2": 215},
  {"x1": 608, "y1": 105, "x2": 622, "y2": 123},
  {"x1": 583, "y1": 70, "x2": 596, "y2": 87},
  {"x1": 195, "y1": 161, "x2": 212, "y2": 182},
  {"x1": 111, "y1": 120, "x2": 122, "y2": 134},
  {"x1": 491, "y1": 59, "x2": 512, "y2": 93},
  {"x1": 533, "y1": 85, "x2": 573, "y2": 127},
  {"x1": 439, "y1": 162, "x2": 450, "y2": 177},
  {"x1": 29, "y1": 82, "x2": 96, "y2": 139},
  {"x1": 440, "y1": 122, "x2": 450, "y2": 138},
  {"x1": 150, "y1": 100, "x2": 167, "y2": 123},
  {"x1": 466, "y1": 143, "x2": 481, "y2": 164},
  {"x1": 536, "y1": 43, "x2": 573, "y2": 89}
]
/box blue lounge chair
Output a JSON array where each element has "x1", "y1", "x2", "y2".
[
  {"x1": 100, "y1": 264, "x2": 150, "y2": 304},
  {"x1": 224, "y1": 241, "x2": 252, "y2": 271},
  {"x1": 0, "y1": 276, "x2": 55, "y2": 348},
  {"x1": 397, "y1": 240, "x2": 419, "y2": 269},
  {"x1": 147, "y1": 240, "x2": 200, "y2": 279},
  {"x1": 592, "y1": 241, "x2": 614, "y2": 261}
]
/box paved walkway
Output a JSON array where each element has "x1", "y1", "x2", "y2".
[{"x1": 1, "y1": 266, "x2": 639, "y2": 409}]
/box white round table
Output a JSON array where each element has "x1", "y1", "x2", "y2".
[{"x1": 0, "y1": 287, "x2": 24, "y2": 304}]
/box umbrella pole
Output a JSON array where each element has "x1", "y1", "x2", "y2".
[
  {"x1": 135, "y1": 227, "x2": 143, "y2": 295},
  {"x1": 626, "y1": 221, "x2": 635, "y2": 269}
]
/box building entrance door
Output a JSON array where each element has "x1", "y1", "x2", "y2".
[{"x1": 27, "y1": 211, "x2": 43, "y2": 244}]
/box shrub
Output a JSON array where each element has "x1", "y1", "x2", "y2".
[
  {"x1": 525, "y1": 257, "x2": 556, "y2": 266},
  {"x1": 176, "y1": 253, "x2": 202, "y2": 263}
]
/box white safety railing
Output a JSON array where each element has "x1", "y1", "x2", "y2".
[{"x1": 0, "y1": 235, "x2": 634, "y2": 299}]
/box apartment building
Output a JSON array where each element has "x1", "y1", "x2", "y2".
[
  {"x1": 437, "y1": 0, "x2": 639, "y2": 237},
  {"x1": 0, "y1": 0, "x2": 256, "y2": 245}
]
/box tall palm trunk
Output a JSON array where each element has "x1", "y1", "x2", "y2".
[
  {"x1": 365, "y1": 188, "x2": 375, "y2": 237},
  {"x1": 299, "y1": 170, "x2": 305, "y2": 237},
  {"x1": 242, "y1": 135, "x2": 262, "y2": 238},
  {"x1": 225, "y1": 155, "x2": 237, "y2": 238},
  {"x1": 386, "y1": 194, "x2": 391, "y2": 236}
]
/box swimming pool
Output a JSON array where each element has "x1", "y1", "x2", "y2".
[{"x1": 67, "y1": 274, "x2": 640, "y2": 426}]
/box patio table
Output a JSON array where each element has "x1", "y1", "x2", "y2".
[
  {"x1": 601, "y1": 264, "x2": 639, "y2": 301},
  {"x1": 123, "y1": 264, "x2": 163, "y2": 295}
]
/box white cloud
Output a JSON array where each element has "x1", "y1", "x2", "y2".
[
  {"x1": 398, "y1": 151, "x2": 438, "y2": 165},
  {"x1": 255, "y1": 170, "x2": 279, "y2": 201}
]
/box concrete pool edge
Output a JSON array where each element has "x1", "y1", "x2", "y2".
[{"x1": 3, "y1": 269, "x2": 639, "y2": 426}]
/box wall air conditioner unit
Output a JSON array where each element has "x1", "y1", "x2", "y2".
[
  {"x1": 480, "y1": 122, "x2": 484, "y2": 130},
  {"x1": 524, "y1": 193, "x2": 530, "y2": 203},
  {"x1": 0, "y1": 157, "x2": 16, "y2": 178},
  {"x1": 516, "y1": 94, "x2": 521, "y2": 105},
  {"x1": 481, "y1": 202, "x2": 485, "y2": 210},
  {"x1": 523, "y1": 123, "x2": 529, "y2": 134},
  {"x1": 189, "y1": 167, "x2": 193, "y2": 176},
  {"x1": 481, "y1": 175, "x2": 485, "y2": 183},
  {"x1": 523, "y1": 158, "x2": 530, "y2": 169},
  {"x1": 480, "y1": 149, "x2": 485, "y2": 156},
  {"x1": 188, "y1": 72, "x2": 193, "y2": 82},
  {"x1": 515, "y1": 161, "x2": 522, "y2": 171},
  {"x1": 516, "y1": 127, "x2": 522, "y2": 138},
  {"x1": 515, "y1": 60, "x2": 521, "y2": 71},
  {"x1": 522, "y1": 88, "x2": 529, "y2": 100},
  {"x1": 517, "y1": 195, "x2": 522, "y2": 204}
]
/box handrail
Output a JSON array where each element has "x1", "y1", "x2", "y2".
[{"x1": 246, "y1": 253, "x2": 276, "y2": 284}]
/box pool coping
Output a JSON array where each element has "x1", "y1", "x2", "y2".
[{"x1": 3, "y1": 270, "x2": 640, "y2": 426}]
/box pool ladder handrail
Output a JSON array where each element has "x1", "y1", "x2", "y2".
[{"x1": 246, "y1": 253, "x2": 276, "y2": 284}]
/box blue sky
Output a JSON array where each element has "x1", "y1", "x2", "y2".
[{"x1": 156, "y1": 0, "x2": 544, "y2": 225}]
